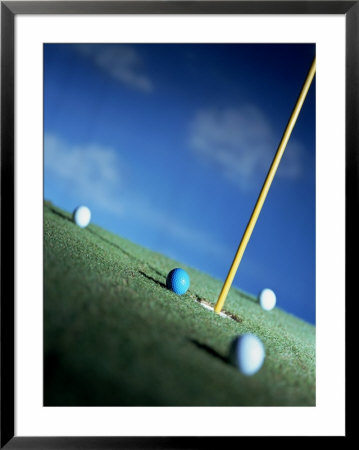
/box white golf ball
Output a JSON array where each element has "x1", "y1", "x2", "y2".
[
  {"x1": 258, "y1": 288, "x2": 276, "y2": 311},
  {"x1": 229, "y1": 334, "x2": 265, "y2": 376},
  {"x1": 73, "y1": 205, "x2": 91, "y2": 228}
]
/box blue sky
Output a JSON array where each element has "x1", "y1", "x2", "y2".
[{"x1": 44, "y1": 43, "x2": 316, "y2": 324}]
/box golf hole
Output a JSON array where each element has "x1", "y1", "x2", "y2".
[{"x1": 197, "y1": 299, "x2": 242, "y2": 322}]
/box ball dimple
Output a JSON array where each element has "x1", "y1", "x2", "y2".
[
  {"x1": 258, "y1": 288, "x2": 276, "y2": 311},
  {"x1": 166, "y1": 268, "x2": 190, "y2": 295},
  {"x1": 73, "y1": 205, "x2": 91, "y2": 228},
  {"x1": 229, "y1": 334, "x2": 265, "y2": 376}
]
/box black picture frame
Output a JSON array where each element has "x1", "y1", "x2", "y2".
[{"x1": 1, "y1": 1, "x2": 355, "y2": 447}]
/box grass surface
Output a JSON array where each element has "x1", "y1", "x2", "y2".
[{"x1": 44, "y1": 201, "x2": 315, "y2": 406}]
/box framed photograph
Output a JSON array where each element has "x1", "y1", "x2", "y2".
[{"x1": 1, "y1": 1, "x2": 354, "y2": 446}]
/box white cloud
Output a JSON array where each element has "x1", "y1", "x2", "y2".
[
  {"x1": 189, "y1": 106, "x2": 306, "y2": 189},
  {"x1": 75, "y1": 44, "x2": 153, "y2": 93},
  {"x1": 44, "y1": 133, "x2": 229, "y2": 261},
  {"x1": 44, "y1": 133, "x2": 124, "y2": 215},
  {"x1": 133, "y1": 203, "x2": 231, "y2": 263}
]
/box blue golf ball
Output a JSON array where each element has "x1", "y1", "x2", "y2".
[{"x1": 166, "y1": 268, "x2": 190, "y2": 295}]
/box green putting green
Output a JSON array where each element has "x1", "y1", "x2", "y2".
[{"x1": 44, "y1": 201, "x2": 315, "y2": 406}]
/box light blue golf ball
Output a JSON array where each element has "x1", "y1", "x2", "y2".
[
  {"x1": 229, "y1": 334, "x2": 265, "y2": 376},
  {"x1": 166, "y1": 268, "x2": 190, "y2": 295},
  {"x1": 73, "y1": 205, "x2": 91, "y2": 228}
]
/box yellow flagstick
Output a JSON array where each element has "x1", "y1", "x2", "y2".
[{"x1": 214, "y1": 57, "x2": 316, "y2": 314}]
